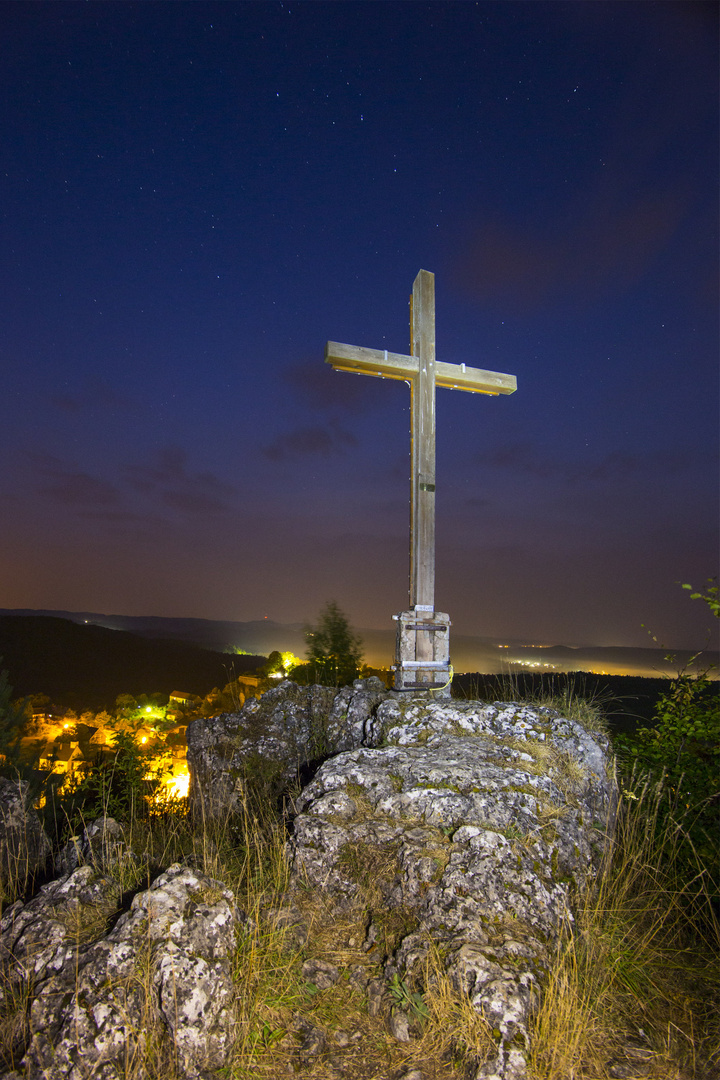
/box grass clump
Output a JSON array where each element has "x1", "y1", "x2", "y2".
[
  {"x1": 528, "y1": 772, "x2": 720, "y2": 1080},
  {"x1": 228, "y1": 822, "x2": 494, "y2": 1079}
]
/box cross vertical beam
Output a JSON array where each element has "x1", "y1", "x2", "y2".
[{"x1": 410, "y1": 269, "x2": 436, "y2": 611}]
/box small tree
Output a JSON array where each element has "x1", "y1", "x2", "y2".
[
  {"x1": 304, "y1": 602, "x2": 363, "y2": 687},
  {"x1": 60, "y1": 728, "x2": 164, "y2": 828},
  {"x1": 257, "y1": 651, "x2": 302, "y2": 681},
  {"x1": 262, "y1": 651, "x2": 286, "y2": 678}
]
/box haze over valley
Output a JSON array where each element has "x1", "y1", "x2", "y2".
[{"x1": 3, "y1": 609, "x2": 716, "y2": 683}]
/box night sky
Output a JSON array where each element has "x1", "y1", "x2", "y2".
[{"x1": 2, "y1": 1, "x2": 718, "y2": 652}]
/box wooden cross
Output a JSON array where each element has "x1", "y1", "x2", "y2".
[{"x1": 326, "y1": 269, "x2": 516, "y2": 690}]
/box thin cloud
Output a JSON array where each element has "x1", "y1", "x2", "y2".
[
  {"x1": 584, "y1": 449, "x2": 690, "y2": 483},
  {"x1": 455, "y1": 51, "x2": 700, "y2": 312},
  {"x1": 125, "y1": 446, "x2": 191, "y2": 489},
  {"x1": 123, "y1": 446, "x2": 235, "y2": 516},
  {"x1": 76, "y1": 509, "x2": 158, "y2": 524},
  {"x1": 284, "y1": 357, "x2": 381, "y2": 414},
  {"x1": 30, "y1": 449, "x2": 236, "y2": 521},
  {"x1": 35, "y1": 457, "x2": 121, "y2": 507},
  {"x1": 263, "y1": 423, "x2": 358, "y2": 462},
  {"x1": 50, "y1": 377, "x2": 132, "y2": 413},
  {"x1": 483, "y1": 441, "x2": 559, "y2": 479},
  {"x1": 161, "y1": 490, "x2": 230, "y2": 516},
  {"x1": 464, "y1": 496, "x2": 491, "y2": 510},
  {"x1": 478, "y1": 441, "x2": 692, "y2": 484},
  {"x1": 456, "y1": 189, "x2": 686, "y2": 310}
]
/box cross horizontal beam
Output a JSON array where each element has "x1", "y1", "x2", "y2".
[{"x1": 325, "y1": 341, "x2": 517, "y2": 395}]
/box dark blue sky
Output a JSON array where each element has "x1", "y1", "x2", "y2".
[{"x1": 1, "y1": 1, "x2": 718, "y2": 650}]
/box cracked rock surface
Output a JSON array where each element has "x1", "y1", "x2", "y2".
[
  {"x1": 0, "y1": 857, "x2": 242, "y2": 1080},
  {"x1": 187, "y1": 677, "x2": 391, "y2": 818},
  {"x1": 289, "y1": 696, "x2": 617, "y2": 1080}
]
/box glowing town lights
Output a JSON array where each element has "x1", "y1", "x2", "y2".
[
  {"x1": 164, "y1": 770, "x2": 190, "y2": 798},
  {"x1": 511, "y1": 661, "x2": 558, "y2": 670}
]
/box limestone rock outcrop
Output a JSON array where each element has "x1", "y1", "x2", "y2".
[
  {"x1": 0, "y1": 838, "x2": 243, "y2": 1080},
  {"x1": 288, "y1": 696, "x2": 617, "y2": 1080},
  {"x1": 186, "y1": 676, "x2": 390, "y2": 818},
  {"x1": 0, "y1": 779, "x2": 51, "y2": 895}
]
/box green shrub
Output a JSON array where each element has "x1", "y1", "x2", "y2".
[
  {"x1": 55, "y1": 729, "x2": 164, "y2": 834},
  {"x1": 614, "y1": 674, "x2": 719, "y2": 893},
  {"x1": 614, "y1": 583, "x2": 720, "y2": 899}
]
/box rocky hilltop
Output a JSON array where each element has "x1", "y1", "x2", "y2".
[
  {"x1": 0, "y1": 681, "x2": 616, "y2": 1080},
  {"x1": 191, "y1": 679, "x2": 616, "y2": 1079}
]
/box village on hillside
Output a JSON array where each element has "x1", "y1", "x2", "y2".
[{"x1": 15, "y1": 673, "x2": 265, "y2": 801}]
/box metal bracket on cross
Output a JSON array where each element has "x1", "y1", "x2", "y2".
[{"x1": 392, "y1": 609, "x2": 452, "y2": 691}]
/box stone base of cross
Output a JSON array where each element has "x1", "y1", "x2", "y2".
[{"x1": 325, "y1": 270, "x2": 516, "y2": 694}]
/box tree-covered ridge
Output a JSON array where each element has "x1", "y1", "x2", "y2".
[{"x1": 0, "y1": 615, "x2": 264, "y2": 711}]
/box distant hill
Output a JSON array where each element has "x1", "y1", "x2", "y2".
[
  {"x1": 0, "y1": 608, "x2": 307, "y2": 657},
  {"x1": 0, "y1": 615, "x2": 266, "y2": 712},
  {"x1": 0, "y1": 608, "x2": 716, "y2": 678}
]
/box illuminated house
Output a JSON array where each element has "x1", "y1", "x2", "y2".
[
  {"x1": 168, "y1": 691, "x2": 195, "y2": 707},
  {"x1": 38, "y1": 741, "x2": 82, "y2": 776},
  {"x1": 230, "y1": 675, "x2": 261, "y2": 706},
  {"x1": 167, "y1": 691, "x2": 201, "y2": 721}
]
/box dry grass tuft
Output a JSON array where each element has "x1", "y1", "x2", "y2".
[
  {"x1": 528, "y1": 772, "x2": 720, "y2": 1080},
  {"x1": 416, "y1": 945, "x2": 497, "y2": 1069}
]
